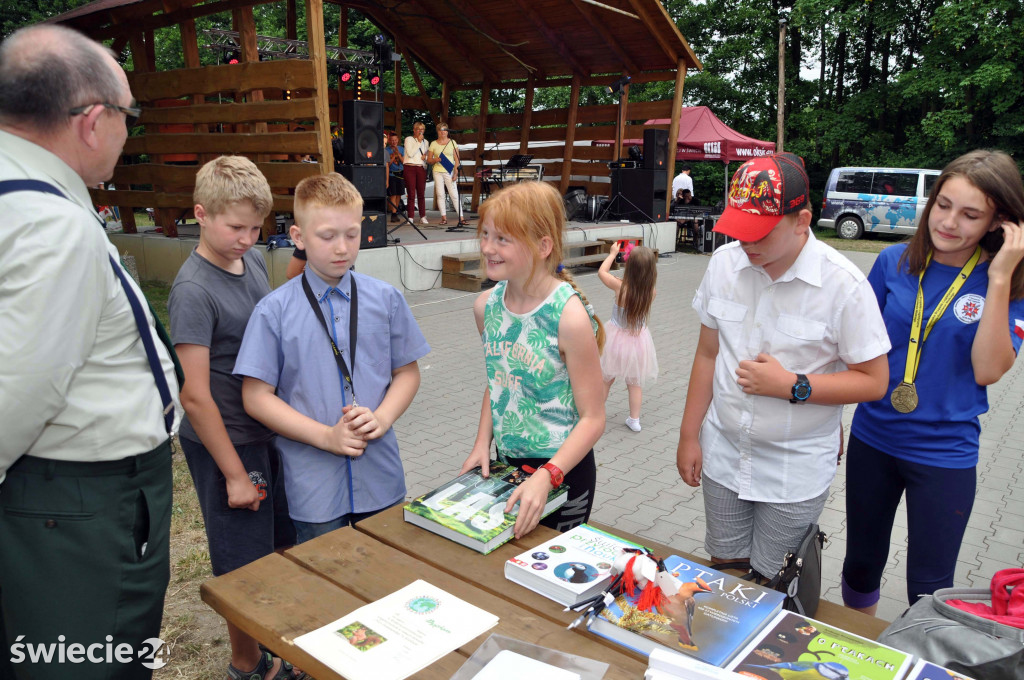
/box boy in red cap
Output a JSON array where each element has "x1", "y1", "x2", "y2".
[{"x1": 675, "y1": 153, "x2": 891, "y2": 581}]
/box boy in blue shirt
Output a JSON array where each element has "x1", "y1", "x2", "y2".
[
  {"x1": 169, "y1": 156, "x2": 302, "y2": 679},
  {"x1": 236, "y1": 173, "x2": 430, "y2": 543}
]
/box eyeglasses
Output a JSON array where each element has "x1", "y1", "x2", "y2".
[{"x1": 69, "y1": 102, "x2": 141, "y2": 127}]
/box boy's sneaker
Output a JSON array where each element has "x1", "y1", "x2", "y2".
[{"x1": 625, "y1": 417, "x2": 641, "y2": 432}]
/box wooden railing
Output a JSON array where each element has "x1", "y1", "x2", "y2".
[
  {"x1": 448, "y1": 98, "x2": 675, "y2": 198},
  {"x1": 91, "y1": 59, "x2": 325, "y2": 237}
]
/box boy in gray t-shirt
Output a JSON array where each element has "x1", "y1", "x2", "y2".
[{"x1": 168, "y1": 157, "x2": 301, "y2": 680}]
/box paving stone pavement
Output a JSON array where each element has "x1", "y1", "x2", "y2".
[{"x1": 396, "y1": 246, "x2": 1024, "y2": 625}]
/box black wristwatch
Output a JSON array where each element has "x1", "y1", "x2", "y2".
[{"x1": 790, "y1": 373, "x2": 811, "y2": 403}]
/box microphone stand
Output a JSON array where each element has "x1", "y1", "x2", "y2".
[{"x1": 488, "y1": 130, "x2": 504, "y2": 191}]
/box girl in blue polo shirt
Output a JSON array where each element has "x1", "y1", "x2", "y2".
[{"x1": 842, "y1": 150, "x2": 1024, "y2": 611}]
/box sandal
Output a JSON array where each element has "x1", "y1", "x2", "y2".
[
  {"x1": 457, "y1": 219, "x2": 470, "y2": 228},
  {"x1": 439, "y1": 217, "x2": 448, "y2": 225},
  {"x1": 227, "y1": 650, "x2": 308, "y2": 680}
]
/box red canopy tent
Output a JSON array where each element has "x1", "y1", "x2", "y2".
[
  {"x1": 645, "y1": 105, "x2": 775, "y2": 162},
  {"x1": 596, "y1": 106, "x2": 776, "y2": 202}
]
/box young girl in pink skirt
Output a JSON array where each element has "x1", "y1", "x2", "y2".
[{"x1": 598, "y1": 242, "x2": 659, "y2": 431}]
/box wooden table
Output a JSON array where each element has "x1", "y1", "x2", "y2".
[{"x1": 201, "y1": 505, "x2": 889, "y2": 679}]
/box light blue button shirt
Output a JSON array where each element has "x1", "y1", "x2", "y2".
[{"x1": 234, "y1": 268, "x2": 430, "y2": 522}]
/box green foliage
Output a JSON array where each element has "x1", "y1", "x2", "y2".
[{"x1": 6, "y1": 0, "x2": 1021, "y2": 189}]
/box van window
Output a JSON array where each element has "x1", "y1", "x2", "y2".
[
  {"x1": 836, "y1": 171, "x2": 872, "y2": 193},
  {"x1": 872, "y1": 172, "x2": 917, "y2": 197},
  {"x1": 924, "y1": 174, "x2": 938, "y2": 196}
]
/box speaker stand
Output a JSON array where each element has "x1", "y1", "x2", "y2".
[
  {"x1": 595, "y1": 192, "x2": 655, "y2": 224},
  {"x1": 387, "y1": 209, "x2": 428, "y2": 241}
]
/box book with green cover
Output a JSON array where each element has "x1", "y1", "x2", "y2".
[
  {"x1": 726, "y1": 610, "x2": 912, "y2": 680},
  {"x1": 403, "y1": 463, "x2": 568, "y2": 554}
]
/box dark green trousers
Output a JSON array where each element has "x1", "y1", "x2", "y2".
[{"x1": 0, "y1": 440, "x2": 172, "y2": 680}]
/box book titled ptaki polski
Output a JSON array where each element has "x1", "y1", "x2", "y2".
[
  {"x1": 587, "y1": 555, "x2": 785, "y2": 667},
  {"x1": 403, "y1": 463, "x2": 568, "y2": 554},
  {"x1": 294, "y1": 579, "x2": 499, "y2": 680},
  {"x1": 504, "y1": 524, "x2": 644, "y2": 607},
  {"x1": 726, "y1": 610, "x2": 913, "y2": 680}
]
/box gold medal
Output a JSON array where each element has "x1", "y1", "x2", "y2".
[{"x1": 890, "y1": 382, "x2": 919, "y2": 413}]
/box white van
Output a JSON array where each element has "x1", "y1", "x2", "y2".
[{"x1": 818, "y1": 167, "x2": 940, "y2": 239}]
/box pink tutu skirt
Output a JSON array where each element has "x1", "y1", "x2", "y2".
[{"x1": 601, "y1": 320, "x2": 658, "y2": 386}]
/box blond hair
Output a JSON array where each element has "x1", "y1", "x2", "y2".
[
  {"x1": 193, "y1": 155, "x2": 273, "y2": 218},
  {"x1": 293, "y1": 172, "x2": 363, "y2": 226},
  {"x1": 477, "y1": 182, "x2": 605, "y2": 351},
  {"x1": 619, "y1": 246, "x2": 657, "y2": 330}
]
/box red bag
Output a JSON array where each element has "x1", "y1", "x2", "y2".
[{"x1": 947, "y1": 568, "x2": 1024, "y2": 629}]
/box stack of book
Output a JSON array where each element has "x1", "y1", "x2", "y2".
[
  {"x1": 403, "y1": 463, "x2": 568, "y2": 554},
  {"x1": 504, "y1": 524, "x2": 644, "y2": 607},
  {"x1": 726, "y1": 610, "x2": 913, "y2": 679},
  {"x1": 587, "y1": 555, "x2": 785, "y2": 667},
  {"x1": 645, "y1": 648, "x2": 747, "y2": 679}
]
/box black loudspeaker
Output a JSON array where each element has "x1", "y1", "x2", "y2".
[
  {"x1": 643, "y1": 129, "x2": 669, "y2": 170},
  {"x1": 339, "y1": 165, "x2": 386, "y2": 199},
  {"x1": 342, "y1": 100, "x2": 384, "y2": 165},
  {"x1": 360, "y1": 211, "x2": 386, "y2": 249},
  {"x1": 611, "y1": 168, "x2": 667, "y2": 222}
]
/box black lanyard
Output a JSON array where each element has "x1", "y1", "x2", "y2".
[{"x1": 301, "y1": 273, "x2": 358, "y2": 404}]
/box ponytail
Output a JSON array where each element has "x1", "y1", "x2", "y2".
[{"x1": 556, "y1": 268, "x2": 606, "y2": 353}]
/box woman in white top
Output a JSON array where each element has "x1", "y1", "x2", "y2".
[
  {"x1": 426, "y1": 123, "x2": 467, "y2": 227},
  {"x1": 403, "y1": 121, "x2": 429, "y2": 224}
]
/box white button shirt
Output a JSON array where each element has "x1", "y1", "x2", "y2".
[
  {"x1": 672, "y1": 172, "x2": 694, "y2": 197},
  {"x1": 692, "y1": 232, "x2": 890, "y2": 503},
  {"x1": 0, "y1": 130, "x2": 178, "y2": 484}
]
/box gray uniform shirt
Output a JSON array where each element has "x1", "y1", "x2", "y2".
[{"x1": 169, "y1": 248, "x2": 273, "y2": 445}]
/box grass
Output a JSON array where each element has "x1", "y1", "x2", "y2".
[
  {"x1": 138, "y1": 281, "x2": 226, "y2": 679},
  {"x1": 813, "y1": 226, "x2": 909, "y2": 253}
]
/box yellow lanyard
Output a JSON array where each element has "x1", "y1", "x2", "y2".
[{"x1": 903, "y1": 246, "x2": 981, "y2": 383}]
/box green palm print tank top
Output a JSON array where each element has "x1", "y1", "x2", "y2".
[{"x1": 483, "y1": 281, "x2": 596, "y2": 459}]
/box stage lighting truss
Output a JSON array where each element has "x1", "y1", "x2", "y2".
[{"x1": 201, "y1": 29, "x2": 374, "y2": 70}]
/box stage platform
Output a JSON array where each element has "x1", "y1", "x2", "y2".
[{"x1": 109, "y1": 210, "x2": 677, "y2": 294}]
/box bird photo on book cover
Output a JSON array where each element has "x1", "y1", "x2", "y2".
[
  {"x1": 588, "y1": 554, "x2": 784, "y2": 667},
  {"x1": 728, "y1": 610, "x2": 911, "y2": 680}
]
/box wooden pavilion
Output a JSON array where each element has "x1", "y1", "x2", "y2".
[{"x1": 51, "y1": 0, "x2": 701, "y2": 237}]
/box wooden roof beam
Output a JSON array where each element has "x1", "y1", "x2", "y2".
[
  {"x1": 569, "y1": 0, "x2": 639, "y2": 76},
  {"x1": 344, "y1": 0, "x2": 462, "y2": 87},
  {"x1": 443, "y1": 0, "x2": 545, "y2": 82},
  {"x1": 511, "y1": 0, "x2": 588, "y2": 78},
  {"x1": 626, "y1": 0, "x2": 678, "y2": 65},
  {"x1": 404, "y1": 52, "x2": 443, "y2": 125},
  {"x1": 403, "y1": 0, "x2": 502, "y2": 85},
  {"x1": 91, "y1": 0, "x2": 279, "y2": 41}
]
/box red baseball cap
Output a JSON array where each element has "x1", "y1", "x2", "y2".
[{"x1": 713, "y1": 152, "x2": 810, "y2": 242}]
